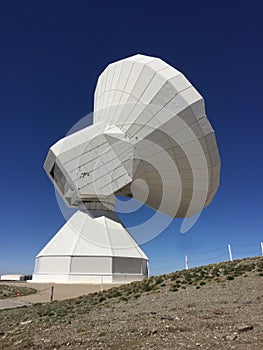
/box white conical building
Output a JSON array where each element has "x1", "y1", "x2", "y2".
[{"x1": 33, "y1": 210, "x2": 148, "y2": 283}]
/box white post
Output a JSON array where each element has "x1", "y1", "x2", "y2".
[
  {"x1": 147, "y1": 261, "x2": 150, "y2": 278},
  {"x1": 228, "y1": 244, "x2": 233, "y2": 262},
  {"x1": 261, "y1": 242, "x2": 263, "y2": 256},
  {"x1": 100, "y1": 275, "x2": 103, "y2": 292},
  {"x1": 185, "y1": 254, "x2": 189, "y2": 270}
]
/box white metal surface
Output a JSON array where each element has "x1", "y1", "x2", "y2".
[
  {"x1": 44, "y1": 54, "x2": 220, "y2": 218},
  {"x1": 32, "y1": 211, "x2": 148, "y2": 284},
  {"x1": 34, "y1": 54, "x2": 220, "y2": 284},
  {"x1": 36, "y1": 211, "x2": 147, "y2": 258}
]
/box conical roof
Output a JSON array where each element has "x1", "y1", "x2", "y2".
[{"x1": 37, "y1": 211, "x2": 148, "y2": 260}]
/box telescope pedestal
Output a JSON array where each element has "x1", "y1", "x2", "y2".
[{"x1": 32, "y1": 210, "x2": 148, "y2": 284}]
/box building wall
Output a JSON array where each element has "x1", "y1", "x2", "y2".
[
  {"x1": 32, "y1": 255, "x2": 148, "y2": 284},
  {"x1": 0, "y1": 274, "x2": 24, "y2": 281},
  {"x1": 34, "y1": 256, "x2": 71, "y2": 274},
  {"x1": 70, "y1": 256, "x2": 111, "y2": 274},
  {"x1": 112, "y1": 257, "x2": 143, "y2": 274},
  {"x1": 31, "y1": 273, "x2": 114, "y2": 284}
]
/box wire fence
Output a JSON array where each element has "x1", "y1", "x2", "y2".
[{"x1": 150, "y1": 241, "x2": 263, "y2": 275}]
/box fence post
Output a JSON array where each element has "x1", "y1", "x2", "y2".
[
  {"x1": 100, "y1": 276, "x2": 104, "y2": 292},
  {"x1": 228, "y1": 244, "x2": 233, "y2": 262},
  {"x1": 261, "y1": 242, "x2": 263, "y2": 256},
  {"x1": 185, "y1": 254, "x2": 189, "y2": 270},
  {"x1": 50, "y1": 285, "x2": 54, "y2": 302}
]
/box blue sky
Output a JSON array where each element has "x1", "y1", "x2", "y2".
[{"x1": 0, "y1": 1, "x2": 262, "y2": 275}]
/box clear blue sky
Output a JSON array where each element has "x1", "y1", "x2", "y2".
[{"x1": 0, "y1": 1, "x2": 262, "y2": 275}]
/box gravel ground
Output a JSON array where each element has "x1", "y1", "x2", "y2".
[{"x1": 0, "y1": 257, "x2": 262, "y2": 350}]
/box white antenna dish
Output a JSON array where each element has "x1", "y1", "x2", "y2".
[{"x1": 32, "y1": 54, "x2": 220, "y2": 283}]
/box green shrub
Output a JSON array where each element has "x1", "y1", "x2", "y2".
[
  {"x1": 226, "y1": 275, "x2": 235, "y2": 280},
  {"x1": 76, "y1": 327, "x2": 86, "y2": 333},
  {"x1": 154, "y1": 277, "x2": 164, "y2": 284},
  {"x1": 130, "y1": 328, "x2": 138, "y2": 333},
  {"x1": 141, "y1": 284, "x2": 153, "y2": 292},
  {"x1": 99, "y1": 331, "x2": 107, "y2": 337},
  {"x1": 170, "y1": 274, "x2": 178, "y2": 281},
  {"x1": 212, "y1": 268, "x2": 220, "y2": 276},
  {"x1": 134, "y1": 293, "x2": 141, "y2": 299},
  {"x1": 120, "y1": 296, "x2": 128, "y2": 302},
  {"x1": 256, "y1": 260, "x2": 263, "y2": 269}
]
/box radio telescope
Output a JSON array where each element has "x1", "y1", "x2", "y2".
[{"x1": 32, "y1": 54, "x2": 220, "y2": 283}]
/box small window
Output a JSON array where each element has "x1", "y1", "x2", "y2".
[{"x1": 50, "y1": 164, "x2": 67, "y2": 193}]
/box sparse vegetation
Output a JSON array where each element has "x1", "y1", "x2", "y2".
[
  {"x1": 0, "y1": 284, "x2": 37, "y2": 299},
  {"x1": 0, "y1": 257, "x2": 262, "y2": 349}
]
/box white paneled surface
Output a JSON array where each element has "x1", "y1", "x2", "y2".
[
  {"x1": 38, "y1": 54, "x2": 220, "y2": 284},
  {"x1": 71, "y1": 257, "x2": 111, "y2": 274},
  {"x1": 36, "y1": 211, "x2": 147, "y2": 259},
  {"x1": 32, "y1": 211, "x2": 148, "y2": 284}
]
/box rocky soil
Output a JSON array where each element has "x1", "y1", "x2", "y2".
[
  {"x1": 0, "y1": 257, "x2": 262, "y2": 349},
  {"x1": 0, "y1": 284, "x2": 37, "y2": 299}
]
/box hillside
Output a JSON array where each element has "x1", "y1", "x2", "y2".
[
  {"x1": 0, "y1": 256, "x2": 262, "y2": 349},
  {"x1": 0, "y1": 285, "x2": 37, "y2": 300}
]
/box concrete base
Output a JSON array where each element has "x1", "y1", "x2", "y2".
[
  {"x1": 30, "y1": 273, "x2": 146, "y2": 284},
  {"x1": 32, "y1": 211, "x2": 149, "y2": 284}
]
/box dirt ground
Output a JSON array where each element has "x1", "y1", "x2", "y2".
[
  {"x1": 0, "y1": 257, "x2": 262, "y2": 349},
  {"x1": 0, "y1": 299, "x2": 31, "y2": 310},
  {"x1": 2, "y1": 282, "x2": 121, "y2": 303}
]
